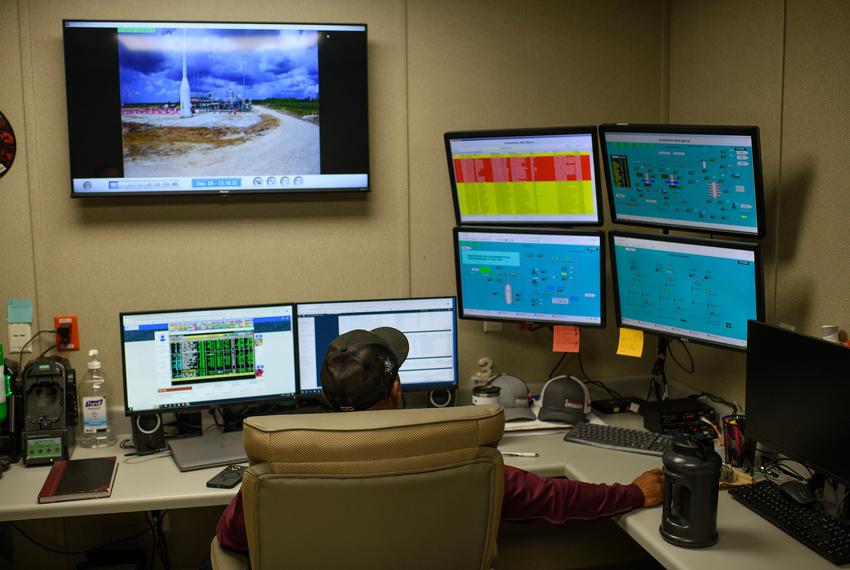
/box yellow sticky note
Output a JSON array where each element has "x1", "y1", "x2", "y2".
[
  {"x1": 553, "y1": 325, "x2": 580, "y2": 353},
  {"x1": 616, "y1": 327, "x2": 644, "y2": 357}
]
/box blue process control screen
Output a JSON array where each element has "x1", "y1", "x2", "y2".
[
  {"x1": 612, "y1": 236, "x2": 758, "y2": 348},
  {"x1": 456, "y1": 231, "x2": 602, "y2": 324},
  {"x1": 604, "y1": 131, "x2": 760, "y2": 234}
]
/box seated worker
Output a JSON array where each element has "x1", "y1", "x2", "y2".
[{"x1": 216, "y1": 327, "x2": 663, "y2": 551}]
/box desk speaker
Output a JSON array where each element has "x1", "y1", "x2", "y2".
[{"x1": 131, "y1": 413, "x2": 166, "y2": 454}]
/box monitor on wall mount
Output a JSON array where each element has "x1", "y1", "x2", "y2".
[
  {"x1": 454, "y1": 227, "x2": 605, "y2": 326},
  {"x1": 609, "y1": 231, "x2": 764, "y2": 350},
  {"x1": 444, "y1": 127, "x2": 604, "y2": 226},
  {"x1": 63, "y1": 20, "x2": 368, "y2": 196},
  {"x1": 598, "y1": 124, "x2": 765, "y2": 237}
]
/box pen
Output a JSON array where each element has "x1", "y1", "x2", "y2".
[{"x1": 502, "y1": 452, "x2": 539, "y2": 457}]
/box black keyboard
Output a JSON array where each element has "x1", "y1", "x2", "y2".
[
  {"x1": 563, "y1": 422, "x2": 672, "y2": 456},
  {"x1": 729, "y1": 479, "x2": 850, "y2": 565}
]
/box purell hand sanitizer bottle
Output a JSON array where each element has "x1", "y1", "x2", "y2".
[{"x1": 79, "y1": 349, "x2": 116, "y2": 448}]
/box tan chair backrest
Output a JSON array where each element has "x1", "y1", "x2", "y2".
[{"x1": 240, "y1": 404, "x2": 505, "y2": 570}]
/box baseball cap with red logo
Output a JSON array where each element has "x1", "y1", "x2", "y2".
[{"x1": 537, "y1": 375, "x2": 590, "y2": 424}]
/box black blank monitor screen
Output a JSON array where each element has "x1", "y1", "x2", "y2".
[
  {"x1": 610, "y1": 232, "x2": 762, "y2": 349},
  {"x1": 121, "y1": 304, "x2": 297, "y2": 413},
  {"x1": 599, "y1": 124, "x2": 764, "y2": 236},
  {"x1": 746, "y1": 321, "x2": 850, "y2": 485},
  {"x1": 64, "y1": 20, "x2": 368, "y2": 196},
  {"x1": 297, "y1": 297, "x2": 458, "y2": 393},
  {"x1": 454, "y1": 228, "x2": 605, "y2": 326},
  {"x1": 445, "y1": 127, "x2": 603, "y2": 225}
]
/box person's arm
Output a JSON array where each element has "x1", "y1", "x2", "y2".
[
  {"x1": 501, "y1": 465, "x2": 658, "y2": 526},
  {"x1": 216, "y1": 489, "x2": 249, "y2": 552}
]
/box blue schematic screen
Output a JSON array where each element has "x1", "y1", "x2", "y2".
[
  {"x1": 602, "y1": 130, "x2": 761, "y2": 235},
  {"x1": 611, "y1": 235, "x2": 760, "y2": 348},
  {"x1": 455, "y1": 230, "x2": 603, "y2": 325}
]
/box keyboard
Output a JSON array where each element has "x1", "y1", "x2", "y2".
[
  {"x1": 563, "y1": 422, "x2": 673, "y2": 456},
  {"x1": 729, "y1": 479, "x2": 850, "y2": 565}
]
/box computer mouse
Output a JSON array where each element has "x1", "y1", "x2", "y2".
[{"x1": 779, "y1": 480, "x2": 817, "y2": 506}]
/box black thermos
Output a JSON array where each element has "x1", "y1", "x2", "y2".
[{"x1": 660, "y1": 434, "x2": 722, "y2": 548}]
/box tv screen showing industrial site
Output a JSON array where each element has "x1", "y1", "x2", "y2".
[{"x1": 63, "y1": 21, "x2": 369, "y2": 196}]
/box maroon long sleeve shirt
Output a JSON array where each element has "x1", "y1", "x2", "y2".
[{"x1": 216, "y1": 465, "x2": 645, "y2": 551}]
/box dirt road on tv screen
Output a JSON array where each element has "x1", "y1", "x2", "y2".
[{"x1": 122, "y1": 106, "x2": 320, "y2": 177}]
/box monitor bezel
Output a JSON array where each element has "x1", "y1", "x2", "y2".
[
  {"x1": 119, "y1": 302, "x2": 299, "y2": 415},
  {"x1": 608, "y1": 231, "x2": 764, "y2": 351},
  {"x1": 63, "y1": 19, "x2": 369, "y2": 198},
  {"x1": 744, "y1": 320, "x2": 850, "y2": 486},
  {"x1": 295, "y1": 295, "x2": 459, "y2": 393},
  {"x1": 598, "y1": 123, "x2": 766, "y2": 237},
  {"x1": 444, "y1": 126, "x2": 604, "y2": 226},
  {"x1": 453, "y1": 226, "x2": 607, "y2": 327}
]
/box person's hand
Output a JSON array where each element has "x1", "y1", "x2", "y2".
[{"x1": 632, "y1": 468, "x2": 664, "y2": 507}]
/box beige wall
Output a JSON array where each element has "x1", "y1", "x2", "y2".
[{"x1": 0, "y1": 0, "x2": 847, "y2": 422}]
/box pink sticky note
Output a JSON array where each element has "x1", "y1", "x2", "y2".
[{"x1": 553, "y1": 325, "x2": 580, "y2": 353}]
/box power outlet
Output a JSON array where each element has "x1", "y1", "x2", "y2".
[
  {"x1": 54, "y1": 314, "x2": 80, "y2": 351},
  {"x1": 8, "y1": 323, "x2": 32, "y2": 353}
]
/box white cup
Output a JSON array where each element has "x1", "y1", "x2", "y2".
[{"x1": 821, "y1": 324, "x2": 840, "y2": 343}]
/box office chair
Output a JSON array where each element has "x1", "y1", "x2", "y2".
[{"x1": 210, "y1": 404, "x2": 505, "y2": 570}]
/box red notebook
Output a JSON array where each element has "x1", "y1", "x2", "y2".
[{"x1": 37, "y1": 457, "x2": 118, "y2": 504}]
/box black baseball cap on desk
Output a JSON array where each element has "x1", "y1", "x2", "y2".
[{"x1": 538, "y1": 375, "x2": 590, "y2": 424}]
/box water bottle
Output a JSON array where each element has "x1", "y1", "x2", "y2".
[
  {"x1": 79, "y1": 349, "x2": 115, "y2": 447},
  {"x1": 660, "y1": 434, "x2": 722, "y2": 548}
]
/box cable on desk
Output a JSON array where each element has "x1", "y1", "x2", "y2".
[
  {"x1": 35, "y1": 343, "x2": 57, "y2": 361},
  {"x1": 7, "y1": 519, "x2": 152, "y2": 556},
  {"x1": 687, "y1": 391, "x2": 739, "y2": 415}
]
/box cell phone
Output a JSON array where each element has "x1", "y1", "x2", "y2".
[{"x1": 206, "y1": 465, "x2": 246, "y2": 489}]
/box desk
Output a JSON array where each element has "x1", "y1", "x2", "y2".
[
  {"x1": 1, "y1": 419, "x2": 847, "y2": 569},
  {"x1": 501, "y1": 412, "x2": 848, "y2": 570},
  {"x1": 0, "y1": 437, "x2": 236, "y2": 522}
]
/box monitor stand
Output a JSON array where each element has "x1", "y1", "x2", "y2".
[{"x1": 167, "y1": 429, "x2": 247, "y2": 472}]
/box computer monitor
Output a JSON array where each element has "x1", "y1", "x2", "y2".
[
  {"x1": 444, "y1": 127, "x2": 603, "y2": 226},
  {"x1": 745, "y1": 320, "x2": 850, "y2": 485},
  {"x1": 598, "y1": 124, "x2": 765, "y2": 237},
  {"x1": 296, "y1": 296, "x2": 458, "y2": 394},
  {"x1": 609, "y1": 232, "x2": 763, "y2": 350},
  {"x1": 120, "y1": 304, "x2": 298, "y2": 414},
  {"x1": 454, "y1": 227, "x2": 605, "y2": 326}
]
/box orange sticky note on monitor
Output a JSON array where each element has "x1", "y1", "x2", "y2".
[
  {"x1": 553, "y1": 325, "x2": 580, "y2": 353},
  {"x1": 616, "y1": 327, "x2": 644, "y2": 357}
]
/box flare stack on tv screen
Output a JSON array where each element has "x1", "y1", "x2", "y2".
[{"x1": 63, "y1": 20, "x2": 368, "y2": 196}]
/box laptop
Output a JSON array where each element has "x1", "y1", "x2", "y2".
[{"x1": 167, "y1": 430, "x2": 247, "y2": 472}]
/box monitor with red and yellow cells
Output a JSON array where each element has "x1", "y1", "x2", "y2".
[{"x1": 444, "y1": 127, "x2": 603, "y2": 226}]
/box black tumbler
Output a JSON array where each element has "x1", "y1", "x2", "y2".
[{"x1": 660, "y1": 434, "x2": 722, "y2": 548}]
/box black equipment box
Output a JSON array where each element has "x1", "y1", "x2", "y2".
[{"x1": 641, "y1": 398, "x2": 716, "y2": 438}]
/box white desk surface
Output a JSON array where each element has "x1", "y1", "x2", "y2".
[
  {"x1": 0, "y1": 435, "x2": 236, "y2": 522},
  {"x1": 1, "y1": 415, "x2": 847, "y2": 569},
  {"x1": 502, "y1": 412, "x2": 848, "y2": 570}
]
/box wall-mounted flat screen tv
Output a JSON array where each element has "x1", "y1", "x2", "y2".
[{"x1": 63, "y1": 20, "x2": 368, "y2": 196}]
